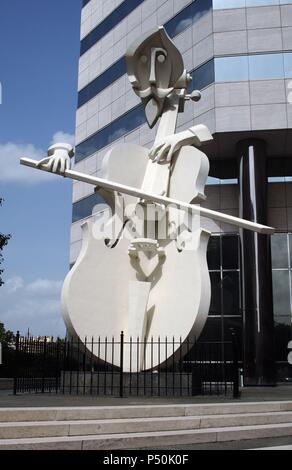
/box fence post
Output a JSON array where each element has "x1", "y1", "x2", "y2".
[
  {"x1": 13, "y1": 331, "x2": 20, "y2": 396},
  {"x1": 119, "y1": 331, "x2": 124, "y2": 398},
  {"x1": 41, "y1": 336, "x2": 47, "y2": 394},
  {"x1": 232, "y1": 331, "x2": 240, "y2": 399}
]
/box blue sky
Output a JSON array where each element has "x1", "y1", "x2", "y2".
[{"x1": 0, "y1": 0, "x2": 82, "y2": 336}]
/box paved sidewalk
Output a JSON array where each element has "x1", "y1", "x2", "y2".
[{"x1": 0, "y1": 385, "x2": 291, "y2": 408}]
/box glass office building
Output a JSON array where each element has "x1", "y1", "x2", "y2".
[{"x1": 71, "y1": 0, "x2": 292, "y2": 385}]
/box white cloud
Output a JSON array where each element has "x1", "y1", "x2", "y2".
[
  {"x1": 0, "y1": 131, "x2": 75, "y2": 184},
  {"x1": 4, "y1": 276, "x2": 24, "y2": 293},
  {"x1": 0, "y1": 276, "x2": 65, "y2": 337},
  {"x1": 26, "y1": 278, "x2": 62, "y2": 296},
  {"x1": 51, "y1": 131, "x2": 75, "y2": 148}
]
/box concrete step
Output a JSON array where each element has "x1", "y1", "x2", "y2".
[
  {"x1": 1, "y1": 411, "x2": 292, "y2": 440},
  {"x1": 2, "y1": 422, "x2": 292, "y2": 450},
  {"x1": 1, "y1": 401, "x2": 292, "y2": 423}
]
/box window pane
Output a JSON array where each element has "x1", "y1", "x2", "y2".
[
  {"x1": 222, "y1": 272, "x2": 240, "y2": 315},
  {"x1": 213, "y1": 0, "x2": 245, "y2": 8},
  {"x1": 72, "y1": 193, "x2": 104, "y2": 222},
  {"x1": 200, "y1": 317, "x2": 222, "y2": 342},
  {"x1": 289, "y1": 234, "x2": 292, "y2": 267},
  {"x1": 222, "y1": 235, "x2": 239, "y2": 270},
  {"x1": 284, "y1": 52, "x2": 292, "y2": 78},
  {"x1": 75, "y1": 105, "x2": 145, "y2": 162},
  {"x1": 275, "y1": 317, "x2": 292, "y2": 361},
  {"x1": 210, "y1": 272, "x2": 222, "y2": 316},
  {"x1": 271, "y1": 234, "x2": 288, "y2": 269},
  {"x1": 192, "y1": 60, "x2": 215, "y2": 91},
  {"x1": 223, "y1": 317, "x2": 243, "y2": 337},
  {"x1": 223, "y1": 317, "x2": 243, "y2": 361},
  {"x1": 247, "y1": 0, "x2": 278, "y2": 5},
  {"x1": 272, "y1": 270, "x2": 291, "y2": 316},
  {"x1": 249, "y1": 53, "x2": 284, "y2": 80},
  {"x1": 215, "y1": 56, "x2": 249, "y2": 82},
  {"x1": 166, "y1": 0, "x2": 212, "y2": 37},
  {"x1": 208, "y1": 237, "x2": 221, "y2": 270}
]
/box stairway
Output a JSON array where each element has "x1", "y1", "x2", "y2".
[{"x1": 0, "y1": 402, "x2": 292, "y2": 449}]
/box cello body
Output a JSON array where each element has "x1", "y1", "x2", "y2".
[{"x1": 62, "y1": 141, "x2": 211, "y2": 371}]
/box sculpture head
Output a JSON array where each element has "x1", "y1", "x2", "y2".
[{"x1": 126, "y1": 27, "x2": 189, "y2": 128}]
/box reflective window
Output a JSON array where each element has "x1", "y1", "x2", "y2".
[
  {"x1": 81, "y1": 0, "x2": 145, "y2": 56},
  {"x1": 271, "y1": 233, "x2": 292, "y2": 363},
  {"x1": 210, "y1": 272, "x2": 221, "y2": 315},
  {"x1": 284, "y1": 53, "x2": 292, "y2": 78},
  {"x1": 222, "y1": 235, "x2": 239, "y2": 270},
  {"x1": 271, "y1": 234, "x2": 289, "y2": 268},
  {"x1": 213, "y1": 0, "x2": 292, "y2": 9},
  {"x1": 192, "y1": 60, "x2": 215, "y2": 91},
  {"x1": 213, "y1": 0, "x2": 245, "y2": 9},
  {"x1": 249, "y1": 53, "x2": 284, "y2": 80},
  {"x1": 75, "y1": 105, "x2": 145, "y2": 163},
  {"x1": 215, "y1": 56, "x2": 248, "y2": 82},
  {"x1": 207, "y1": 237, "x2": 221, "y2": 270},
  {"x1": 273, "y1": 270, "x2": 291, "y2": 316},
  {"x1": 207, "y1": 236, "x2": 241, "y2": 315},
  {"x1": 200, "y1": 317, "x2": 222, "y2": 342},
  {"x1": 222, "y1": 272, "x2": 240, "y2": 315},
  {"x1": 72, "y1": 193, "x2": 104, "y2": 223},
  {"x1": 289, "y1": 235, "x2": 292, "y2": 267},
  {"x1": 78, "y1": 58, "x2": 126, "y2": 108},
  {"x1": 166, "y1": 0, "x2": 212, "y2": 38},
  {"x1": 215, "y1": 52, "x2": 292, "y2": 84},
  {"x1": 275, "y1": 317, "x2": 292, "y2": 362},
  {"x1": 202, "y1": 234, "x2": 242, "y2": 348}
]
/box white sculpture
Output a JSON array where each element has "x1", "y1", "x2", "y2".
[
  {"x1": 288, "y1": 340, "x2": 292, "y2": 366},
  {"x1": 20, "y1": 27, "x2": 274, "y2": 372}
]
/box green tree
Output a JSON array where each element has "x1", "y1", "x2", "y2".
[
  {"x1": 0, "y1": 198, "x2": 11, "y2": 287},
  {"x1": 0, "y1": 322, "x2": 15, "y2": 347}
]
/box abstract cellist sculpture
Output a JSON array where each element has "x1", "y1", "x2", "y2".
[{"x1": 20, "y1": 27, "x2": 274, "y2": 372}]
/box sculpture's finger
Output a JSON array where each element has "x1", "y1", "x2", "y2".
[
  {"x1": 155, "y1": 144, "x2": 170, "y2": 163},
  {"x1": 36, "y1": 157, "x2": 51, "y2": 168},
  {"x1": 60, "y1": 158, "x2": 66, "y2": 175},
  {"x1": 149, "y1": 143, "x2": 164, "y2": 160},
  {"x1": 154, "y1": 145, "x2": 166, "y2": 162},
  {"x1": 166, "y1": 144, "x2": 176, "y2": 163},
  {"x1": 52, "y1": 157, "x2": 60, "y2": 174},
  {"x1": 46, "y1": 159, "x2": 54, "y2": 172},
  {"x1": 152, "y1": 146, "x2": 164, "y2": 162}
]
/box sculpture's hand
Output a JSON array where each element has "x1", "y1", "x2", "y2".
[
  {"x1": 149, "y1": 125, "x2": 213, "y2": 164},
  {"x1": 37, "y1": 152, "x2": 71, "y2": 174},
  {"x1": 36, "y1": 143, "x2": 74, "y2": 175},
  {"x1": 149, "y1": 135, "x2": 182, "y2": 164}
]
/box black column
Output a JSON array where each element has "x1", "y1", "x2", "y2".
[{"x1": 237, "y1": 139, "x2": 275, "y2": 386}]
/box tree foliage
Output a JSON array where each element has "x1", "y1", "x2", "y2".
[
  {"x1": 0, "y1": 198, "x2": 11, "y2": 287},
  {"x1": 0, "y1": 322, "x2": 15, "y2": 346}
]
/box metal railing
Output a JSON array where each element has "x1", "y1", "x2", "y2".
[{"x1": 12, "y1": 332, "x2": 240, "y2": 398}]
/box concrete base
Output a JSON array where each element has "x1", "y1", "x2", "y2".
[
  {"x1": 60, "y1": 371, "x2": 197, "y2": 397},
  {"x1": 0, "y1": 379, "x2": 13, "y2": 391}
]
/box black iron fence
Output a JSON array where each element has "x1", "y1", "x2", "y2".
[{"x1": 11, "y1": 332, "x2": 240, "y2": 398}]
